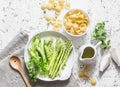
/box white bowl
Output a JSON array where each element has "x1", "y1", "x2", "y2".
[
  {"x1": 24, "y1": 31, "x2": 75, "y2": 81},
  {"x1": 63, "y1": 9, "x2": 89, "y2": 37}
]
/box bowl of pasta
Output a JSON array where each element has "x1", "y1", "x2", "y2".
[{"x1": 63, "y1": 9, "x2": 89, "y2": 37}]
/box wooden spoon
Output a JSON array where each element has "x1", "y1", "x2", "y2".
[{"x1": 9, "y1": 56, "x2": 31, "y2": 87}]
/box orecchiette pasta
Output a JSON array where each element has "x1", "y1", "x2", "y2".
[
  {"x1": 58, "y1": 0, "x2": 65, "y2": 5},
  {"x1": 45, "y1": 14, "x2": 51, "y2": 21},
  {"x1": 55, "y1": 6, "x2": 61, "y2": 12},
  {"x1": 57, "y1": 19, "x2": 63, "y2": 25},
  {"x1": 65, "y1": 3, "x2": 70, "y2": 9},
  {"x1": 41, "y1": 0, "x2": 70, "y2": 16},
  {"x1": 64, "y1": 9, "x2": 89, "y2": 35},
  {"x1": 49, "y1": 0, "x2": 54, "y2": 3},
  {"x1": 53, "y1": 23, "x2": 60, "y2": 30},
  {"x1": 55, "y1": 10, "x2": 61, "y2": 15},
  {"x1": 41, "y1": 0, "x2": 71, "y2": 31},
  {"x1": 46, "y1": 3, "x2": 54, "y2": 10},
  {"x1": 51, "y1": 17, "x2": 57, "y2": 24},
  {"x1": 41, "y1": 4, "x2": 47, "y2": 10}
]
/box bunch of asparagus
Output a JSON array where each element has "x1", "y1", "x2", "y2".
[{"x1": 26, "y1": 34, "x2": 73, "y2": 82}]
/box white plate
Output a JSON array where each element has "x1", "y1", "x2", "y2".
[{"x1": 24, "y1": 31, "x2": 75, "y2": 81}]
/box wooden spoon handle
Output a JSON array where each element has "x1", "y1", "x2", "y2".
[{"x1": 19, "y1": 70, "x2": 32, "y2": 87}]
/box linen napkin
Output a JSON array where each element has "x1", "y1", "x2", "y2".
[
  {"x1": 0, "y1": 31, "x2": 78, "y2": 87},
  {"x1": 0, "y1": 31, "x2": 29, "y2": 87}
]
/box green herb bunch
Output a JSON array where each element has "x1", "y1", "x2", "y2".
[{"x1": 93, "y1": 22, "x2": 111, "y2": 49}]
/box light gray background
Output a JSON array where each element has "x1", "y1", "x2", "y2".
[{"x1": 1, "y1": 0, "x2": 120, "y2": 87}]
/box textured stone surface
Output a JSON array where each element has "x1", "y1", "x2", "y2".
[{"x1": 0, "y1": 0, "x2": 120, "y2": 87}]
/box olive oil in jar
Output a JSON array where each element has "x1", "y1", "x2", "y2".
[{"x1": 82, "y1": 47, "x2": 95, "y2": 58}]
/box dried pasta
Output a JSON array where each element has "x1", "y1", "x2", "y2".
[
  {"x1": 41, "y1": 0, "x2": 70, "y2": 15},
  {"x1": 46, "y1": 3, "x2": 53, "y2": 10},
  {"x1": 53, "y1": 23, "x2": 60, "y2": 30},
  {"x1": 57, "y1": 19, "x2": 63, "y2": 25},
  {"x1": 51, "y1": 17, "x2": 57, "y2": 24},
  {"x1": 65, "y1": 3, "x2": 70, "y2": 9},
  {"x1": 45, "y1": 14, "x2": 51, "y2": 21},
  {"x1": 64, "y1": 9, "x2": 89, "y2": 35},
  {"x1": 58, "y1": 0, "x2": 65, "y2": 5},
  {"x1": 41, "y1": 4, "x2": 47, "y2": 10},
  {"x1": 49, "y1": 0, "x2": 54, "y2": 3},
  {"x1": 41, "y1": 0, "x2": 71, "y2": 31}
]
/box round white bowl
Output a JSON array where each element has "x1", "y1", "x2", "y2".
[
  {"x1": 24, "y1": 30, "x2": 75, "y2": 81},
  {"x1": 63, "y1": 9, "x2": 89, "y2": 37}
]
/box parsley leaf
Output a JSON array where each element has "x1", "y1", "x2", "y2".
[
  {"x1": 93, "y1": 22, "x2": 111, "y2": 49},
  {"x1": 100, "y1": 40, "x2": 111, "y2": 49},
  {"x1": 93, "y1": 22, "x2": 107, "y2": 41}
]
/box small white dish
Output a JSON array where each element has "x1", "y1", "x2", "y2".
[
  {"x1": 79, "y1": 41, "x2": 102, "y2": 63},
  {"x1": 24, "y1": 31, "x2": 75, "y2": 81}
]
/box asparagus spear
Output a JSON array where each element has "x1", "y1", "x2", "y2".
[
  {"x1": 51, "y1": 46, "x2": 66, "y2": 78},
  {"x1": 50, "y1": 44, "x2": 65, "y2": 77},
  {"x1": 51, "y1": 41, "x2": 73, "y2": 78},
  {"x1": 57, "y1": 42, "x2": 73, "y2": 76},
  {"x1": 49, "y1": 41, "x2": 68, "y2": 78},
  {"x1": 48, "y1": 39, "x2": 63, "y2": 76}
]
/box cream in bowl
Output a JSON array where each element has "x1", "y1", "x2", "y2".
[{"x1": 63, "y1": 9, "x2": 89, "y2": 36}]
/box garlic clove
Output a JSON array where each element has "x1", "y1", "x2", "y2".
[
  {"x1": 99, "y1": 53, "x2": 111, "y2": 72},
  {"x1": 110, "y1": 48, "x2": 120, "y2": 66}
]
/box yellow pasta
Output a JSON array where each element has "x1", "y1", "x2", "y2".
[
  {"x1": 64, "y1": 22, "x2": 72, "y2": 29},
  {"x1": 46, "y1": 3, "x2": 54, "y2": 10},
  {"x1": 78, "y1": 14, "x2": 84, "y2": 18},
  {"x1": 73, "y1": 23, "x2": 79, "y2": 30},
  {"x1": 59, "y1": 4, "x2": 64, "y2": 9},
  {"x1": 57, "y1": 19, "x2": 63, "y2": 25},
  {"x1": 69, "y1": 28, "x2": 75, "y2": 35},
  {"x1": 55, "y1": 10, "x2": 61, "y2": 15},
  {"x1": 76, "y1": 30, "x2": 82, "y2": 34},
  {"x1": 51, "y1": 17, "x2": 57, "y2": 24},
  {"x1": 49, "y1": 0, "x2": 54, "y2": 3},
  {"x1": 45, "y1": 14, "x2": 51, "y2": 21},
  {"x1": 71, "y1": 19, "x2": 76, "y2": 23},
  {"x1": 64, "y1": 9, "x2": 89, "y2": 35},
  {"x1": 58, "y1": 0, "x2": 65, "y2": 8},
  {"x1": 55, "y1": 6, "x2": 61, "y2": 12},
  {"x1": 41, "y1": 4, "x2": 47, "y2": 10},
  {"x1": 80, "y1": 27, "x2": 86, "y2": 32},
  {"x1": 41, "y1": 0, "x2": 71, "y2": 31},
  {"x1": 65, "y1": 3, "x2": 70, "y2": 9},
  {"x1": 80, "y1": 24, "x2": 87, "y2": 32},
  {"x1": 53, "y1": 23, "x2": 60, "y2": 30},
  {"x1": 53, "y1": 2, "x2": 57, "y2": 9},
  {"x1": 77, "y1": 20, "x2": 88, "y2": 25},
  {"x1": 58, "y1": 0, "x2": 65, "y2": 5}
]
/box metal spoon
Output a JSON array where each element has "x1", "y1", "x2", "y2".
[{"x1": 9, "y1": 56, "x2": 31, "y2": 87}]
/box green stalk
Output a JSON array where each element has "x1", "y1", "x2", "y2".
[
  {"x1": 50, "y1": 45, "x2": 64, "y2": 77},
  {"x1": 51, "y1": 41, "x2": 72, "y2": 78},
  {"x1": 57, "y1": 44, "x2": 73, "y2": 76},
  {"x1": 48, "y1": 39, "x2": 62, "y2": 76}
]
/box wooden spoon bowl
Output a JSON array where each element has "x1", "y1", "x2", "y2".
[{"x1": 9, "y1": 56, "x2": 31, "y2": 87}]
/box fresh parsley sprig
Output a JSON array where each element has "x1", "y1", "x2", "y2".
[{"x1": 93, "y1": 22, "x2": 111, "y2": 49}]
